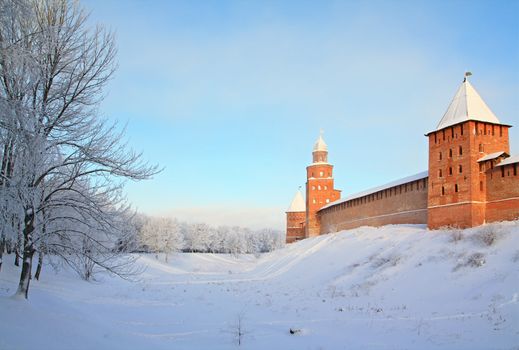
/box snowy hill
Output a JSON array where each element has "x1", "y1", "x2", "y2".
[{"x1": 1, "y1": 223, "x2": 518, "y2": 349}]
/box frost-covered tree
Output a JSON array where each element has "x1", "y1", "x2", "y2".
[{"x1": 0, "y1": 0, "x2": 157, "y2": 298}]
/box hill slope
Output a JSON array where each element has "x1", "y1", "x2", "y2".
[{"x1": 1, "y1": 223, "x2": 518, "y2": 349}]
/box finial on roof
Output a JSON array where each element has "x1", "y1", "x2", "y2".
[{"x1": 463, "y1": 71, "x2": 472, "y2": 83}]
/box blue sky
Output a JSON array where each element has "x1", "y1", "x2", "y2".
[{"x1": 84, "y1": 0, "x2": 519, "y2": 229}]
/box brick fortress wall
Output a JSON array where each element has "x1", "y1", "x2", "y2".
[
  {"x1": 485, "y1": 162, "x2": 519, "y2": 223},
  {"x1": 286, "y1": 211, "x2": 306, "y2": 243},
  {"x1": 318, "y1": 177, "x2": 428, "y2": 233}
]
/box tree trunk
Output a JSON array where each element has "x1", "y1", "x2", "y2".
[
  {"x1": 14, "y1": 223, "x2": 21, "y2": 266},
  {"x1": 14, "y1": 248, "x2": 20, "y2": 266},
  {"x1": 0, "y1": 235, "x2": 5, "y2": 272},
  {"x1": 16, "y1": 210, "x2": 36, "y2": 299}
]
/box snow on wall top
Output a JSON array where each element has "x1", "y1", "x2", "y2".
[
  {"x1": 434, "y1": 76, "x2": 500, "y2": 132},
  {"x1": 287, "y1": 190, "x2": 305, "y2": 212},
  {"x1": 496, "y1": 154, "x2": 519, "y2": 167},
  {"x1": 477, "y1": 151, "x2": 508, "y2": 163},
  {"x1": 319, "y1": 171, "x2": 429, "y2": 211}
]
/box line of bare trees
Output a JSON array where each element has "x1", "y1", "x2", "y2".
[
  {"x1": 122, "y1": 214, "x2": 285, "y2": 259},
  {"x1": 0, "y1": 0, "x2": 157, "y2": 298}
]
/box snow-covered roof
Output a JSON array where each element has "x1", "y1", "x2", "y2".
[
  {"x1": 313, "y1": 134, "x2": 328, "y2": 152},
  {"x1": 286, "y1": 190, "x2": 305, "y2": 212},
  {"x1": 434, "y1": 76, "x2": 501, "y2": 132},
  {"x1": 496, "y1": 154, "x2": 519, "y2": 167},
  {"x1": 477, "y1": 151, "x2": 508, "y2": 163},
  {"x1": 319, "y1": 171, "x2": 429, "y2": 211}
]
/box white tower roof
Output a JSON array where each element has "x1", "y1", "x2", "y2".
[
  {"x1": 313, "y1": 133, "x2": 328, "y2": 152},
  {"x1": 435, "y1": 74, "x2": 500, "y2": 131},
  {"x1": 286, "y1": 190, "x2": 305, "y2": 212}
]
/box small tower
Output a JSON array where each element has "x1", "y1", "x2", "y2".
[
  {"x1": 426, "y1": 73, "x2": 512, "y2": 229},
  {"x1": 285, "y1": 190, "x2": 306, "y2": 243},
  {"x1": 305, "y1": 132, "x2": 341, "y2": 237}
]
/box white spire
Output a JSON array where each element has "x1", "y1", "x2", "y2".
[
  {"x1": 435, "y1": 73, "x2": 500, "y2": 131},
  {"x1": 286, "y1": 190, "x2": 305, "y2": 212},
  {"x1": 313, "y1": 130, "x2": 328, "y2": 152}
]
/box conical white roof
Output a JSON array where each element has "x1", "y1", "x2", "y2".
[
  {"x1": 435, "y1": 77, "x2": 500, "y2": 131},
  {"x1": 313, "y1": 134, "x2": 328, "y2": 152},
  {"x1": 286, "y1": 190, "x2": 305, "y2": 212}
]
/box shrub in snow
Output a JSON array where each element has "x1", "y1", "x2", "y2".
[
  {"x1": 371, "y1": 255, "x2": 401, "y2": 269},
  {"x1": 467, "y1": 253, "x2": 486, "y2": 268},
  {"x1": 477, "y1": 226, "x2": 500, "y2": 247},
  {"x1": 450, "y1": 229, "x2": 464, "y2": 243},
  {"x1": 453, "y1": 252, "x2": 486, "y2": 271}
]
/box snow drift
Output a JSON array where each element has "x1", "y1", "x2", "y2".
[{"x1": 0, "y1": 222, "x2": 518, "y2": 349}]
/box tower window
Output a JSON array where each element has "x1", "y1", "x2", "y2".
[
  {"x1": 326, "y1": 199, "x2": 330, "y2": 203},
  {"x1": 324, "y1": 185, "x2": 328, "y2": 190},
  {"x1": 319, "y1": 171, "x2": 324, "y2": 177},
  {"x1": 459, "y1": 165, "x2": 462, "y2": 173},
  {"x1": 499, "y1": 126, "x2": 503, "y2": 137},
  {"x1": 442, "y1": 130, "x2": 445, "y2": 141},
  {"x1": 312, "y1": 186, "x2": 315, "y2": 190},
  {"x1": 501, "y1": 167, "x2": 505, "y2": 177},
  {"x1": 459, "y1": 146, "x2": 462, "y2": 156},
  {"x1": 479, "y1": 144, "x2": 484, "y2": 152},
  {"x1": 451, "y1": 127, "x2": 454, "y2": 138},
  {"x1": 441, "y1": 186, "x2": 445, "y2": 196},
  {"x1": 449, "y1": 149, "x2": 452, "y2": 158},
  {"x1": 460, "y1": 124, "x2": 464, "y2": 135},
  {"x1": 312, "y1": 199, "x2": 316, "y2": 204},
  {"x1": 455, "y1": 184, "x2": 458, "y2": 192},
  {"x1": 449, "y1": 167, "x2": 452, "y2": 175},
  {"x1": 480, "y1": 181, "x2": 483, "y2": 191},
  {"x1": 439, "y1": 152, "x2": 442, "y2": 160},
  {"x1": 438, "y1": 169, "x2": 442, "y2": 177},
  {"x1": 318, "y1": 185, "x2": 321, "y2": 190}
]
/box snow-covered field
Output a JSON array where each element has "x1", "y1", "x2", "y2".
[{"x1": 1, "y1": 223, "x2": 518, "y2": 350}]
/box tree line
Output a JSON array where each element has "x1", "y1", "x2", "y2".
[{"x1": 122, "y1": 214, "x2": 285, "y2": 259}]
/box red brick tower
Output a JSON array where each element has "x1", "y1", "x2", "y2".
[
  {"x1": 305, "y1": 133, "x2": 341, "y2": 237},
  {"x1": 285, "y1": 190, "x2": 306, "y2": 243},
  {"x1": 426, "y1": 73, "x2": 511, "y2": 229}
]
